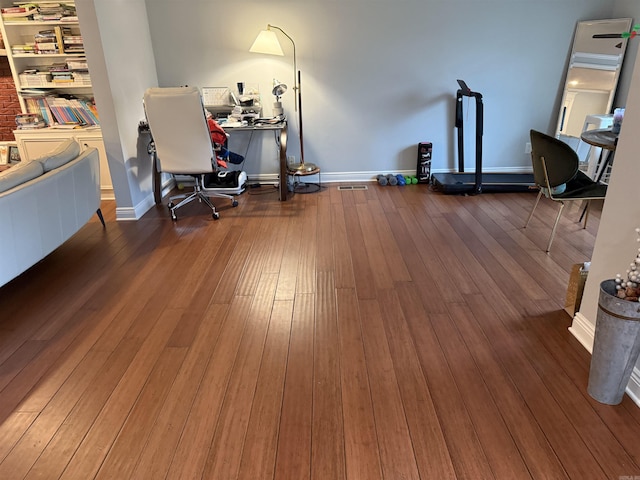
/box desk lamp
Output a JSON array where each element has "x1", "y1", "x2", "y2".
[
  {"x1": 250, "y1": 24, "x2": 317, "y2": 173},
  {"x1": 272, "y1": 80, "x2": 287, "y2": 117}
]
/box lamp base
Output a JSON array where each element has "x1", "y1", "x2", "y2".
[
  {"x1": 290, "y1": 162, "x2": 318, "y2": 173},
  {"x1": 273, "y1": 101, "x2": 283, "y2": 117}
]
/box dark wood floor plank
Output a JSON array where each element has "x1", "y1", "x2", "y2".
[
  {"x1": 93, "y1": 346, "x2": 187, "y2": 480},
  {"x1": 296, "y1": 202, "x2": 318, "y2": 294},
  {"x1": 1, "y1": 184, "x2": 636, "y2": 480},
  {"x1": 430, "y1": 304, "x2": 534, "y2": 479},
  {"x1": 446, "y1": 302, "x2": 571, "y2": 479},
  {"x1": 274, "y1": 294, "x2": 314, "y2": 480},
  {"x1": 200, "y1": 273, "x2": 278, "y2": 479},
  {"x1": 275, "y1": 206, "x2": 304, "y2": 301},
  {"x1": 130, "y1": 297, "x2": 249, "y2": 480},
  {"x1": 0, "y1": 348, "x2": 111, "y2": 479},
  {"x1": 58, "y1": 307, "x2": 184, "y2": 480},
  {"x1": 23, "y1": 337, "x2": 142, "y2": 480},
  {"x1": 331, "y1": 203, "x2": 356, "y2": 291},
  {"x1": 311, "y1": 271, "x2": 346, "y2": 480},
  {"x1": 375, "y1": 287, "x2": 457, "y2": 479},
  {"x1": 336, "y1": 288, "x2": 383, "y2": 480},
  {"x1": 463, "y1": 294, "x2": 608, "y2": 479},
  {"x1": 355, "y1": 203, "x2": 395, "y2": 291},
  {"x1": 316, "y1": 192, "x2": 335, "y2": 274},
  {"x1": 343, "y1": 206, "x2": 377, "y2": 299},
  {"x1": 0, "y1": 411, "x2": 38, "y2": 464},
  {"x1": 394, "y1": 287, "x2": 495, "y2": 479},
  {"x1": 359, "y1": 298, "x2": 421, "y2": 480},
  {"x1": 237, "y1": 299, "x2": 294, "y2": 479}
]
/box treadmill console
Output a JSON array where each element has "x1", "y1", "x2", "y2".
[{"x1": 457, "y1": 79, "x2": 471, "y2": 95}]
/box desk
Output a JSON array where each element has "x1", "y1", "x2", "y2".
[
  {"x1": 579, "y1": 128, "x2": 617, "y2": 221},
  {"x1": 148, "y1": 120, "x2": 289, "y2": 204},
  {"x1": 580, "y1": 128, "x2": 618, "y2": 183},
  {"x1": 223, "y1": 121, "x2": 288, "y2": 201}
]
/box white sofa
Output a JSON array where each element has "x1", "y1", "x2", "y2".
[{"x1": 0, "y1": 140, "x2": 102, "y2": 287}]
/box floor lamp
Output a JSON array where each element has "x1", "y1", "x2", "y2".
[{"x1": 250, "y1": 24, "x2": 317, "y2": 173}]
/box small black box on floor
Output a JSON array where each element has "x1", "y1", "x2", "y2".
[
  {"x1": 203, "y1": 170, "x2": 247, "y2": 194},
  {"x1": 416, "y1": 142, "x2": 432, "y2": 183}
]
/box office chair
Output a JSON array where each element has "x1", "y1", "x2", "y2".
[
  {"x1": 143, "y1": 86, "x2": 238, "y2": 220},
  {"x1": 525, "y1": 129, "x2": 607, "y2": 252}
]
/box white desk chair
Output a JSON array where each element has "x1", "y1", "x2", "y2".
[{"x1": 143, "y1": 86, "x2": 238, "y2": 220}]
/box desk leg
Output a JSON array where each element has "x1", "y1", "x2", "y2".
[
  {"x1": 580, "y1": 149, "x2": 613, "y2": 221},
  {"x1": 153, "y1": 151, "x2": 162, "y2": 205},
  {"x1": 278, "y1": 124, "x2": 288, "y2": 201}
]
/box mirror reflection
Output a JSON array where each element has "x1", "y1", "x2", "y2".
[{"x1": 556, "y1": 18, "x2": 632, "y2": 139}]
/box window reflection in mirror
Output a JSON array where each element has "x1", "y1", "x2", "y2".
[{"x1": 556, "y1": 18, "x2": 632, "y2": 139}]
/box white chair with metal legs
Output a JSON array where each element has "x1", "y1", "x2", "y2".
[{"x1": 143, "y1": 86, "x2": 238, "y2": 220}]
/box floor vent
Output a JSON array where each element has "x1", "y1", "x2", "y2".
[{"x1": 337, "y1": 185, "x2": 368, "y2": 191}]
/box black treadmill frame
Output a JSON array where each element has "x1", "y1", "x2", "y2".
[{"x1": 431, "y1": 80, "x2": 535, "y2": 194}]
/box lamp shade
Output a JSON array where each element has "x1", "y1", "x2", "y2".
[{"x1": 249, "y1": 29, "x2": 284, "y2": 56}]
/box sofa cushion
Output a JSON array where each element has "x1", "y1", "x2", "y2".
[
  {"x1": 37, "y1": 138, "x2": 81, "y2": 172},
  {"x1": 0, "y1": 160, "x2": 44, "y2": 193}
]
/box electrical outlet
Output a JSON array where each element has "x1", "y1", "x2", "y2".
[
  {"x1": 525, "y1": 142, "x2": 532, "y2": 154},
  {"x1": 287, "y1": 155, "x2": 296, "y2": 165}
]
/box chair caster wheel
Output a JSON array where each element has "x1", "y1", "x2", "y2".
[
  {"x1": 171, "y1": 212, "x2": 177, "y2": 221},
  {"x1": 168, "y1": 202, "x2": 174, "y2": 208},
  {"x1": 232, "y1": 200, "x2": 238, "y2": 207},
  {"x1": 212, "y1": 212, "x2": 220, "y2": 220}
]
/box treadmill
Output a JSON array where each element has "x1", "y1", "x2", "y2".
[{"x1": 431, "y1": 80, "x2": 536, "y2": 194}]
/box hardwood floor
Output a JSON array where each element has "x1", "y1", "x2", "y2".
[{"x1": 0, "y1": 182, "x2": 638, "y2": 479}]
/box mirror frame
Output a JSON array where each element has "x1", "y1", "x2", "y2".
[{"x1": 556, "y1": 18, "x2": 632, "y2": 138}]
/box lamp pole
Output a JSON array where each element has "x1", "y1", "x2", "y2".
[{"x1": 267, "y1": 25, "x2": 316, "y2": 172}]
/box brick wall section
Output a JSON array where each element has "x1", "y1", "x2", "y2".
[{"x1": 0, "y1": 57, "x2": 21, "y2": 142}]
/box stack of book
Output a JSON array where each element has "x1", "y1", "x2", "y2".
[
  {"x1": 1, "y1": 5, "x2": 37, "y2": 20},
  {"x1": 22, "y1": 93, "x2": 99, "y2": 128},
  {"x1": 11, "y1": 43, "x2": 36, "y2": 54},
  {"x1": 49, "y1": 63, "x2": 72, "y2": 83},
  {"x1": 46, "y1": 96, "x2": 99, "y2": 126},
  {"x1": 19, "y1": 70, "x2": 50, "y2": 86},
  {"x1": 15, "y1": 113, "x2": 46, "y2": 130},
  {"x1": 32, "y1": 3, "x2": 77, "y2": 21},
  {"x1": 62, "y1": 31, "x2": 83, "y2": 54},
  {"x1": 34, "y1": 29, "x2": 59, "y2": 54}
]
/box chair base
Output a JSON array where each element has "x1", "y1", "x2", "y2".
[{"x1": 168, "y1": 175, "x2": 238, "y2": 220}]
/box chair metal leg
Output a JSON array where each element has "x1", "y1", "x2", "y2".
[
  {"x1": 525, "y1": 190, "x2": 543, "y2": 228},
  {"x1": 96, "y1": 208, "x2": 105, "y2": 228},
  {"x1": 582, "y1": 200, "x2": 590, "y2": 229},
  {"x1": 547, "y1": 201, "x2": 565, "y2": 252}
]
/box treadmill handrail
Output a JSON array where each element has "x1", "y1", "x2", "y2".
[{"x1": 455, "y1": 83, "x2": 484, "y2": 193}]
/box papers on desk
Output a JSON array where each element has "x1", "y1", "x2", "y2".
[{"x1": 220, "y1": 121, "x2": 244, "y2": 128}]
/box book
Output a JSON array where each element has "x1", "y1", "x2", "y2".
[
  {"x1": 54, "y1": 25, "x2": 65, "y2": 53},
  {"x1": 45, "y1": 96, "x2": 80, "y2": 125}
]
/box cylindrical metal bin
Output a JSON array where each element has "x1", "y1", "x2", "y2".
[{"x1": 588, "y1": 280, "x2": 640, "y2": 405}]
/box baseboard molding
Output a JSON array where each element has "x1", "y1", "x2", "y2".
[
  {"x1": 113, "y1": 167, "x2": 532, "y2": 220},
  {"x1": 570, "y1": 312, "x2": 640, "y2": 407},
  {"x1": 100, "y1": 187, "x2": 115, "y2": 201},
  {"x1": 568, "y1": 312, "x2": 595, "y2": 353}
]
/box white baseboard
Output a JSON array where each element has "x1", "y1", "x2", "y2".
[
  {"x1": 570, "y1": 312, "x2": 640, "y2": 407},
  {"x1": 568, "y1": 312, "x2": 595, "y2": 353}
]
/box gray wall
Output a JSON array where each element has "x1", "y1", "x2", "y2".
[{"x1": 145, "y1": 0, "x2": 615, "y2": 177}]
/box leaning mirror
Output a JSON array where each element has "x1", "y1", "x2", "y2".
[{"x1": 556, "y1": 18, "x2": 632, "y2": 139}]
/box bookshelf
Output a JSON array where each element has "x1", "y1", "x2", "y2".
[{"x1": 0, "y1": 1, "x2": 112, "y2": 198}]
